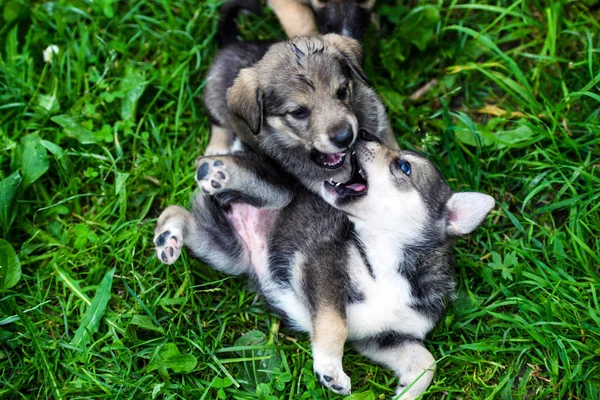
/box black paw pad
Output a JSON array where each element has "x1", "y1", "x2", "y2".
[
  {"x1": 155, "y1": 231, "x2": 171, "y2": 247},
  {"x1": 211, "y1": 180, "x2": 221, "y2": 189},
  {"x1": 215, "y1": 171, "x2": 226, "y2": 180},
  {"x1": 331, "y1": 385, "x2": 343, "y2": 391},
  {"x1": 197, "y1": 162, "x2": 209, "y2": 180},
  {"x1": 213, "y1": 160, "x2": 224, "y2": 166},
  {"x1": 161, "y1": 250, "x2": 168, "y2": 262},
  {"x1": 323, "y1": 375, "x2": 333, "y2": 383}
]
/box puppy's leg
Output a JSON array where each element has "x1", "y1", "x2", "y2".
[
  {"x1": 311, "y1": 307, "x2": 351, "y2": 395},
  {"x1": 268, "y1": 0, "x2": 317, "y2": 37},
  {"x1": 154, "y1": 198, "x2": 250, "y2": 274},
  {"x1": 195, "y1": 154, "x2": 294, "y2": 209},
  {"x1": 355, "y1": 339, "x2": 435, "y2": 400},
  {"x1": 205, "y1": 125, "x2": 234, "y2": 156},
  {"x1": 154, "y1": 206, "x2": 194, "y2": 265}
]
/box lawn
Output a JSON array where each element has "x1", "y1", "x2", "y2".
[{"x1": 1, "y1": 0, "x2": 599, "y2": 398}]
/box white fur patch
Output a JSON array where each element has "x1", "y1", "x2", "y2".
[{"x1": 258, "y1": 252, "x2": 313, "y2": 333}]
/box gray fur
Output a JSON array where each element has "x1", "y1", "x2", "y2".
[
  {"x1": 203, "y1": 34, "x2": 397, "y2": 194},
  {"x1": 154, "y1": 144, "x2": 494, "y2": 397}
]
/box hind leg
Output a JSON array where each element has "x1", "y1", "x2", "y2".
[
  {"x1": 311, "y1": 307, "x2": 351, "y2": 395},
  {"x1": 205, "y1": 125, "x2": 234, "y2": 156},
  {"x1": 355, "y1": 340, "x2": 435, "y2": 400},
  {"x1": 154, "y1": 206, "x2": 194, "y2": 264}
]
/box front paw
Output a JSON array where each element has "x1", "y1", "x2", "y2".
[
  {"x1": 195, "y1": 158, "x2": 229, "y2": 195},
  {"x1": 313, "y1": 357, "x2": 351, "y2": 395},
  {"x1": 154, "y1": 229, "x2": 182, "y2": 264}
]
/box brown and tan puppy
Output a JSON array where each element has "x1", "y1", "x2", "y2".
[{"x1": 203, "y1": 33, "x2": 396, "y2": 194}]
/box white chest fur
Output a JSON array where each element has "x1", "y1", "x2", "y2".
[
  {"x1": 345, "y1": 219, "x2": 435, "y2": 341},
  {"x1": 345, "y1": 246, "x2": 434, "y2": 341}
]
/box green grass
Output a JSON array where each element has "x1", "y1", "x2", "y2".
[{"x1": 1, "y1": 0, "x2": 599, "y2": 398}]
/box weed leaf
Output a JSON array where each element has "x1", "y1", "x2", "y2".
[
  {"x1": 0, "y1": 171, "x2": 22, "y2": 235},
  {"x1": 120, "y1": 66, "x2": 147, "y2": 121},
  {"x1": 51, "y1": 115, "x2": 96, "y2": 144},
  {"x1": 147, "y1": 343, "x2": 197, "y2": 375},
  {"x1": 12, "y1": 134, "x2": 49, "y2": 187},
  {"x1": 70, "y1": 268, "x2": 115, "y2": 348},
  {"x1": 344, "y1": 391, "x2": 376, "y2": 400},
  {"x1": 126, "y1": 315, "x2": 165, "y2": 338},
  {"x1": 0, "y1": 239, "x2": 21, "y2": 290}
]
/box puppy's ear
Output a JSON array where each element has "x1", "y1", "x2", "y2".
[
  {"x1": 227, "y1": 68, "x2": 263, "y2": 135},
  {"x1": 445, "y1": 192, "x2": 495, "y2": 236},
  {"x1": 323, "y1": 33, "x2": 368, "y2": 84}
]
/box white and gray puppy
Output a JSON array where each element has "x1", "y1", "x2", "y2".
[{"x1": 154, "y1": 132, "x2": 494, "y2": 398}]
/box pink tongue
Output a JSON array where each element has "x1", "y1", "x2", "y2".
[
  {"x1": 346, "y1": 183, "x2": 366, "y2": 192},
  {"x1": 326, "y1": 153, "x2": 343, "y2": 163}
]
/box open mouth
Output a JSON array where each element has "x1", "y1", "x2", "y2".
[
  {"x1": 324, "y1": 150, "x2": 367, "y2": 198},
  {"x1": 310, "y1": 150, "x2": 346, "y2": 169}
]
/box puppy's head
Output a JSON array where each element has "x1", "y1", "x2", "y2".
[
  {"x1": 310, "y1": 0, "x2": 374, "y2": 40},
  {"x1": 322, "y1": 130, "x2": 495, "y2": 239},
  {"x1": 227, "y1": 34, "x2": 368, "y2": 187}
]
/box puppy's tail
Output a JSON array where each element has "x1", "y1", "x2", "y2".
[{"x1": 217, "y1": 0, "x2": 262, "y2": 48}]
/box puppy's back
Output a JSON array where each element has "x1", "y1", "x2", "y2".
[{"x1": 203, "y1": 42, "x2": 274, "y2": 127}]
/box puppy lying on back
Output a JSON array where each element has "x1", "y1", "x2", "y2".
[
  {"x1": 154, "y1": 133, "x2": 494, "y2": 398},
  {"x1": 204, "y1": 31, "x2": 396, "y2": 195}
]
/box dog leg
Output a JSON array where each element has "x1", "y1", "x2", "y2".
[
  {"x1": 355, "y1": 340, "x2": 435, "y2": 400},
  {"x1": 311, "y1": 307, "x2": 351, "y2": 395},
  {"x1": 154, "y1": 206, "x2": 194, "y2": 265},
  {"x1": 195, "y1": 154, "x2": 294, "y2": 209},
  {"x1": 205, "y1": 125, "x2": 234, "y2": 156},
  {"x1": 268, "y1": 0, "x2": 317, "y2": 37}
]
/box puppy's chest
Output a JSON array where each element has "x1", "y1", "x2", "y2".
[{"x1": 345, "y1": 248, "x2": 434, "y2": 340}]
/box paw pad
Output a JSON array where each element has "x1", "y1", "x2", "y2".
[
  {"x1": 154, "y1": 230, "x2": 182, "y2": 265},
  {"x1": 196, "y1": 158, "x2": 229, "y2": 195}
]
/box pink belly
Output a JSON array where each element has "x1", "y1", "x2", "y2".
[{"x1": 227, "y1": 204, "x2": 277, "y2": 278}]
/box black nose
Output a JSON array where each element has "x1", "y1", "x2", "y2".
[
  {"x1": 358, "y1": 129, "x2": 381, "y2": 143},
  {"x1": 329, "y1": 123, "x2": 355, "y2": 148}
]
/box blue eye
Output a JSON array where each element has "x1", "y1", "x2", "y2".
[{"x1": 397, "y1": 160, "x2": 411, "y2": 175}]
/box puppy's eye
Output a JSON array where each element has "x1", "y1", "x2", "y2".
[
  {"x1": 397, "y1": 160, "x2": 411, "y2": 175},
  {"x1": 337, "y1": 86, "x2": 348, "y2": 100},
  {"x1": 289, "y1": 107, "x2": 309, "y2": 119}
]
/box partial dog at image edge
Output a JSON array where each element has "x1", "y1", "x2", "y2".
[
  {"x1": 218, "y1": 0, "x2": 375, "y2": 40},
  {"x1": 153, "y1": 134, "x2": 495, "y2": 399}
]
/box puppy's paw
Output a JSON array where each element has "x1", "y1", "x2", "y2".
[
  {"x1": 154, "y1": 229, "x2": 183, "y2": 264},
  {"x1": 195, "y1": 158, "x2": 229, "y2": 195},
  {"x1": 313, "y1": 357, "x2": 351, "y2": 395}
]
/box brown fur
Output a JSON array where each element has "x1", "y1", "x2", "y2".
[{"x1": 268, "y1": 0, "x2": 318, "y2": 37}]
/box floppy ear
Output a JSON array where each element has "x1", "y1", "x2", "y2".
[
  {"x1": 227, "y1": 68, "x2": 263, "y2": 135},
  {"x1": 446, "y1": 192, "x2": 495, "y2": 236},
  {"x1": 323, "y1": 33, "x2": 368, "y2": 84}
]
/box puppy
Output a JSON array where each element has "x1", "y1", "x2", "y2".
[
  {"x1": 266, "y1": 0, "x2": 375, "y2": 39},
  {"x1": 204, "y1": 33, "x2": 396, "y2": 194},
  {"x1": 154, "y1": 133, "x2": 494, "y2": 398}
]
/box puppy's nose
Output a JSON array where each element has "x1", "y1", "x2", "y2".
[{"x1": 329, "y1": 122, "x2": 355, "y2": 148}]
